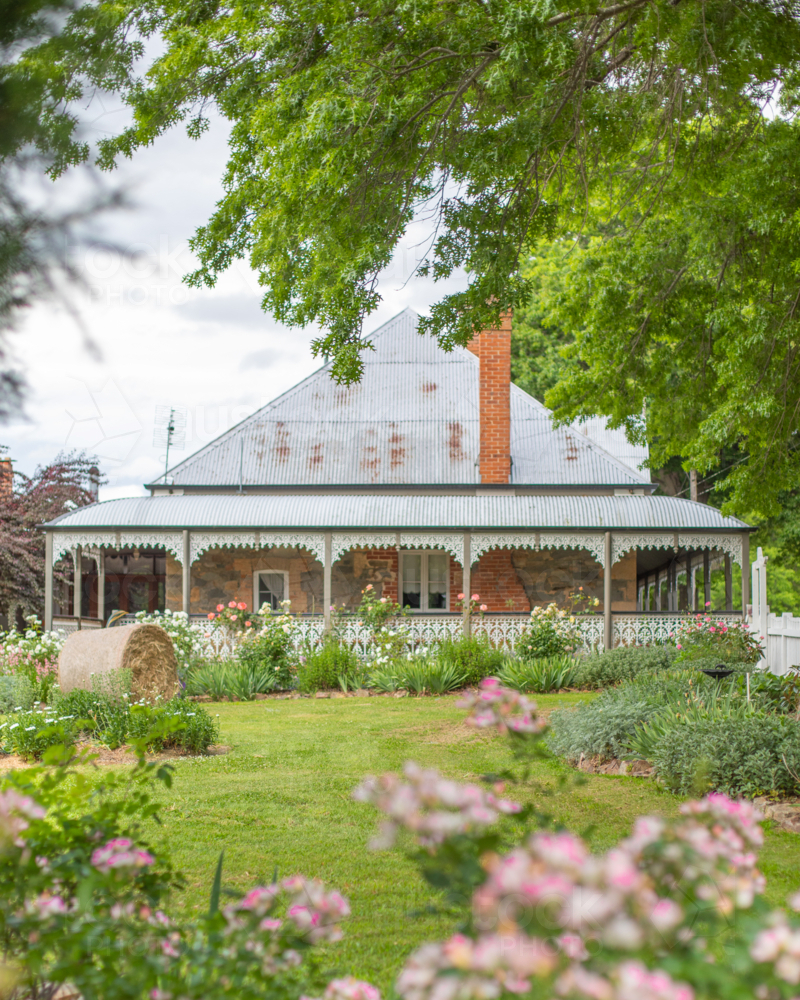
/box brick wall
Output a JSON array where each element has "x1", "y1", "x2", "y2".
[
  {"x1": 467, "y1": 313, "x2": 512, "y2": 484},
  {"x1": 471, "y1": 549, "x2": 531, "y2": 611}
]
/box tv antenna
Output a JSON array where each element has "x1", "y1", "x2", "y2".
[{"x1": 153, "y1": 405, "x2": 187, "y2": 483}]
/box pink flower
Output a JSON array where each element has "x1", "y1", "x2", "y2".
[
  {"x1": 91, "y1": 838, "x2": 155, "y2": 873},
  {"x1": 705, "y1": 601, "x2": 711, "y2": 607},
  {"x1": 245, "y1": 620, "x2": 252, "y2": 627},
  {"x1": 0, "y1": 788, "x2": 46, "y2": 846},
  {"x1": 31, "y1": 893, "x2": 68, "y2": 918},
  {"x1": 365, "y1": 584, "x2": 373, "y2": 591},
  {"x1": 237, "y1": 601, "x2": 247, "y2": 610},
  {"x1": 471, "y1": 594, "x2": 479, "y2": 601},
  {"x1": 380, "y1": 597, "x2": 388, "y2": 604},
  {"x1": 207, "y1": 612, "x2": 215, "y2": 620},
  {"x1": 457, "y1": 593, "x2": 465, "y2": 600},
  {"x1": 228, "y1": 601, "x2": 237, "y2": 608},
  {"x1": 479, "y1": 604, "x2": 488, "y2": 612},
  {"x1": 325, "y1": 977, "x2": 381, "y2": 1000},
  {"x1": 216, "y1": 603, "x2": 224, "y2": 612},
  {"x1": 676, "y1": 644, "x2": 682, "y2": 650}
]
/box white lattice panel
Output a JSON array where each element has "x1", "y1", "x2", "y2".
[
  {"x1": 575, "y1": 617, "x2": 605, "y2": 652},
  {"x1": 472, "y1": 615, "x2": 527, "y2": 651},
  {"x1": 405, "y1": 616, "x2": 463, "y2": 650},
  {"x1": 292, "y1": 618, "x2": 326, "y2": 652}
]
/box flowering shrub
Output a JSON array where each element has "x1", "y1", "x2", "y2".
[
  {"x1": 459, "y1": 677, "x2": 547, "y2": 736},
  {"x1": 357, "y1": 584, "x2": 405, "y2": 630},
  {"x1": 207, "y1": 600, "x2": 268, "y2": 634},
  {"x1": 0, "y1": 707, "x2": 77, "y2": 759},
  {"x1": 673, "y1": 612, "x2": 763, "y2": 665},
  {"x1": 351, "y1": 683, "x2": 800, "y2": 1000},
  {"x1": 455, "y1": 593, "x2": 487, "y2": 618},
  {"x1": 0, "y1": 753, "x2": 351, "y2": 1000},
  {"x1": 135, "y1": 609, "x2": 201, "y2": 670},
  {"x1": 237, "y1": 610, "x2": 297, "y2": 690},
  {"x1": 343, "y1": 585, "x2": 411, "y2": 667},
  {"x1": 353, "y1": 761, "x2": 521, "y2": 849},
  {"x1": 517, "y1": 603, "x2": 580, "y2": 658},
  {"x1": 0, "y1": 614, "x2": 63, "y2": 701}
]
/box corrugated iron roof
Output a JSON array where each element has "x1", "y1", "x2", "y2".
[
  {"x1": 47, "y1": 493, "x2": 748, "y2": 531},
  {"x1": 161, "y1": 309, "x2": 650, "y2": 488},
  {"x1": 575, "y1": 416, "x2": 649, "y2": 475}
]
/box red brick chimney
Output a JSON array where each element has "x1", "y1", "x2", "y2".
[
  {"x1": 0, "y1": 458, "x2": 12, "y2": 500},
  {"x1": 466, "y1": 312, "x2": 512, "y2": 484}
]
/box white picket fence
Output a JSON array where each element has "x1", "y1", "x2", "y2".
[{"x1": 747, "y1": 546, "x2": 800, "y2": 675}]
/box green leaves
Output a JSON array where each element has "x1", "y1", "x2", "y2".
[
  {"x1": 16, "y1": 0, "x2": 800, "y2": 386},
  {"x1": 539, "y1": 119, "x2": 800, "y2": 514}
]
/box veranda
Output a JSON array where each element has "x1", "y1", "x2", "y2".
[{"x1": 51, "y1": 528, "x2": 750, "y2": 655}]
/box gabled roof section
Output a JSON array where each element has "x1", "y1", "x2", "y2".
[{"x1": 160, "y1": 309, "x2": 650, "y2": 488}]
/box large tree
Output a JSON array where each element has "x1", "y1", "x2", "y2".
[
  {"x1": 539, "y1": 118, "x2": 800, "y2": 515},
  {"x1": 16, "y1": 0, "x2": 800, "y2": 511},
  {"x1": 0, "y1": 451, "x2": 100, "y2": 625}
]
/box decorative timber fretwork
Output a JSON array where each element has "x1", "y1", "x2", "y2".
[
  {"x1": 611, "y1": 533, "x2": 676, "y2": 566},
  {"x1": 52, "y1": 532, "x2": 184, "y2": 565},
  {"x1": 539, "y1": 532, "x2": 606, "y2": 567},
  {"x1": 190, "y1": 532, "x2": 325, "y2": 565},
  {"x1": 398, "y1": 533, "x2": 464, "y2": 567},
  {"x1": 678, "y1": 533, "x2": 743, "y2": 565},
  {"x1": 331, "y1": 533, "x2": 398, "y2": 564},
  {"x1": 470, "y1": 532, "x2": 605, "y2": 567}
]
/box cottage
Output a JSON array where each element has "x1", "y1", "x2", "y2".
[{"x1": 43, "y1": 309, "x2": 751, "y2": 650}]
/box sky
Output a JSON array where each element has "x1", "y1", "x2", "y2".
[{"x1": 3, "y1": 95, "x2": 466, "y2": 501}]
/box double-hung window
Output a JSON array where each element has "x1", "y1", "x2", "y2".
[
  {"x1": 401, "y1": 551, "x2": 449, "y2": 612},
  {"x1": 253, "y1": 571, "x2": 289, "y2": 611}
]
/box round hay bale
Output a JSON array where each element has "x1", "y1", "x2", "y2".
[{"x1": 58, "y1": 624, "x2": 179, "y2": 701}]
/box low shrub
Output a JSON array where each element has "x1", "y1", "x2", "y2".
[
  {"x1": 436, "y1": 634, "x2": 504, "y2": 686},
  {"x1": 393, "y1": 657, "x2": 467, "y2": 695},
  {"x1": 548, "y1": 670, "x2": 715, "y2": 761},
  {"x1": 50, "y1": 689, "x2": 219, "y2": 754},
  {"x1": 186, "y1": 659, "x2": 283, "y2": 700},
  {"x1": 570, "y1": 645, "x2": 679, "y2": 689},
  {"x1": 1, "y1": 708, "x2": 77, "y2": 759},
  {"x1": 0, "y1": 672, "x2": 37, "y2": 712},
  {"x1": 650, "y1": 713, "x2": 800, "y2": 798},
  {"x1": 497, "y1": 655, "x2": 576, "y2": 693},
  {"x1": 298, "y1": 639, "x2": 361, "y2": 692}
]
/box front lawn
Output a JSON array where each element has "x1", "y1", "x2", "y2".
[{"x1": 143, "y1": 693, "x2": 800, "y2": 990}]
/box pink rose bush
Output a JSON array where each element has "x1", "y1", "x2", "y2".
[
  {"x1": 0, "y1": 788, "x2": 45, "y2": 846},
  {"x1": 92, "y1": 838, "x2": 156, "y2": 874},
  {"x1": 353, "y1": 761, "x2": 521, "y2": 849},
  {"x1": 458, "y1": 677, "x2": 547, "y2": 736},
  {"x1": 673, "y1": 612, "x2": 763, "y2": 664}
]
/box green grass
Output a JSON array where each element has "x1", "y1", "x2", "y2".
[{"x1": 133, "y1": 694, "x2": 800, "y2": 991}]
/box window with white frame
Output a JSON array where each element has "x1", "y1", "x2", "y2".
[
  {"x1": 253, "y1": 570, "x2": 289, "y2": 611},
  {"x1": 400, "y1": 551, "x2": 449, "y2": 611}
]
